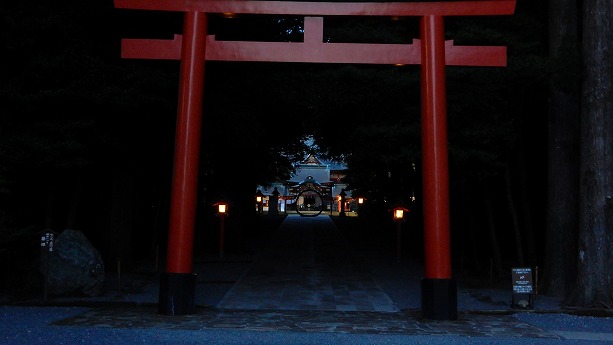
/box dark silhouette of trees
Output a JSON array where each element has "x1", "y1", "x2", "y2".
[
  {"x1": 0, "y1": 1, "x2": 539, "y2": 266},
  {"x1": 7, "y1": 0, "x2": 613, "y2": 308}
]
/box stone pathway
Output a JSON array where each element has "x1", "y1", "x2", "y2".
[
  {"x1": 50, "y1": 215, "x2": 566, "y2": 339},
  {"x1": 217, "y1": 215, "x2": 398, "y2": 312},
  {"x1": 53, "y1": 307, "x2": 559, "y2": 338}
]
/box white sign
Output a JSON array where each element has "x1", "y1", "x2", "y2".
[
  {"x1": 512, "y1": 267, "x2": 533, "y2": 294},
  {"x1": 40, "y1": 232, "x2": 55, "y2": 252}
]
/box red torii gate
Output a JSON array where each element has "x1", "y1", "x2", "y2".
[{"x1": 114, "y1": 0, "x2": 516, "y2": 320}]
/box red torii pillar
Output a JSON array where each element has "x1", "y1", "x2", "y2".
[
  {"x1": 419, "y1": 14, "x2": 455, "y2": 319},
  {"x1": 157, "y1": 11, "x2": 208, "y2": 316},
  {"x1": 114, "y1": 0, "x2": 516, "y2": 319}
]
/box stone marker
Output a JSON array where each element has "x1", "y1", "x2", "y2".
[{"x1": 41, "y1": 229, "x2": 105, "y2": 296}]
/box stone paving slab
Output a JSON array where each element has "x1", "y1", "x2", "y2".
[
  {"x1": 52, "y1": 306, "x2": 560, "y2": 339},
  {"x1": 217, "y1": 215, "x2": 398, "y2": 312}
]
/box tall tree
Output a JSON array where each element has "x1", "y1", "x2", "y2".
[
  {"x1": 576, "y1": 0, "x2": 613, "y2": 308},
  {"x1": 545, "y1": 0, "x2": 580, "y2": 299}
]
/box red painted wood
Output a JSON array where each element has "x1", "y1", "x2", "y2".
[
  {"x1": 420, "y1": 14, "x2": 452, "y2": 280},
  {"x1": 122, "y1": 35, "x2": 507, "y2": 66},
  {"x1": 121, "y1": 16, "x2": 507, "y2": 66},
  {"x1": 165, "y1": 11, "x2": 208, "y2": 274},
  {"x1": 121, "y1": 35, "x2": 183, "y2": 60},
  {"x1": 115, "y1": 0, "x2": 516, "y2": 16}
]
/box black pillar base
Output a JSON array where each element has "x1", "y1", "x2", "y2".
[
  {"x1": 158, "y1": 272, "x2": 197, "y2": 315},
  {"x1": 421, "y1": 278, "x2": 457, "y2": 320}
]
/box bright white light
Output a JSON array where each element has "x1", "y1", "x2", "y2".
[{"x1": 394, "y1": 209, "x2": 404, "y2": 219}]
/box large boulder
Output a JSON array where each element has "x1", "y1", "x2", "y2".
[{"x1": 41, "y1": 229, "x2": 105, "y2": 296}]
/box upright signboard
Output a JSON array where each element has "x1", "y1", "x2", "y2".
[
  {"x1": 40, "y1": 230, "x2": 57, "y2": 301},
  {"x1": 40, "y1": 231, "x2": 55, "y2": 253},
  {"x1": 511, "y1": 267, "x2": 534, "y2": 308}
]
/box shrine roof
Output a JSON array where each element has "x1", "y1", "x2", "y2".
[{"x1": 302, "y1": 154, "x2": 324, "y2": 166}]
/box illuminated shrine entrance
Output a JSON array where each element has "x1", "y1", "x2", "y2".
[
  {"x1": 114, "y1": 0, "x2": 516, "y2": 320},
  {"x1": 291, "y1": 176, "x2": 329, "y2": 217}
]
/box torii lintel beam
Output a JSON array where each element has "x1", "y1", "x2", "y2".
[
  {"x1": 121, "y1": 35, "x2": 507, "y2": 66},
  {"x1": 114, "y1": 0, "x2": 516, "y2": 16},
  {"x1": 121, "y1": 16, "x2": 507, "y2": 66}
]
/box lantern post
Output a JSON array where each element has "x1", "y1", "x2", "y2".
[
  {"x1": 393, "y1": 206, "x2": 410, "y2": 264},
  {"x1": 255, "y1": 190, "x2": 264, "y2": 215},
  {"x1": 214, "y1": 202, "x2": 229, "y2": 259},
  {"x1": 338, "y1": 189, "x2": 347, "y2": 217}
]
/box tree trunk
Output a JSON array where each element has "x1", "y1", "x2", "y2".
[
  {"x1": 484, "y1": 186, "x2": 503, "y2": 278},
  {"x1": 517, "y1": 149, "x2": 537, "y2": 266},
  {"x1": 44, "y1": 184, "x2": 56, "y2": 229},
  {"x1": 575, "y1": 0, "x2": 613, "y2": 308},
  {"x1": 505, "y1": 165, "x2": 524, "y2": 266},
  {"x1": 109, "y1": 170, "x2": 135, "y2": 265},
  {"x1": 65, "y1": 174, "x2": 83, "y2": 229},
  {"x1": 545, "y1": 0, "x2": 580, "y2": 299}
]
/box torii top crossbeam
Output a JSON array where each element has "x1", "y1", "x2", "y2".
[
  {"x1": 117, "y1": 1, "x2": 516, "y2": 65},
  {"x1": 115, "y1": 0, "x2": 516, "y2": 16}
]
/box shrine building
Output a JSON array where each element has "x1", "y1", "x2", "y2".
[{"x1": 256, "y1": 155, "x2": 354, "y2": 216}]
